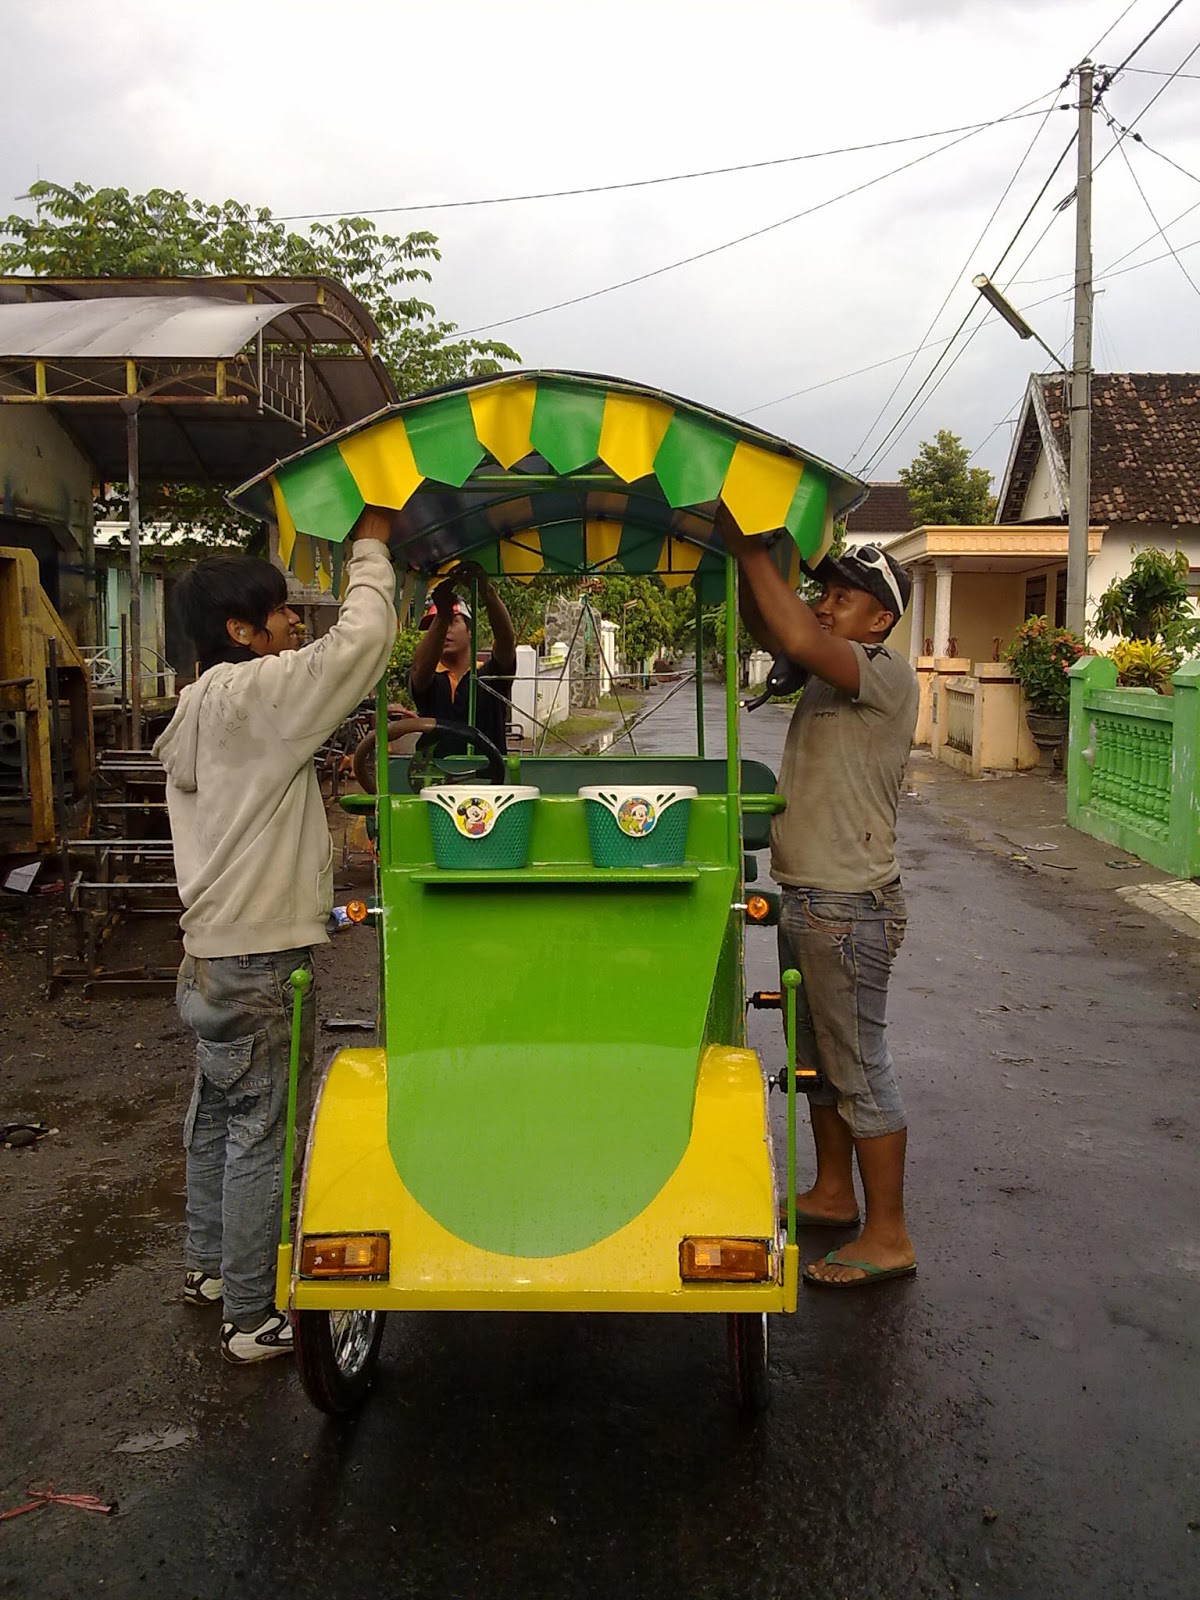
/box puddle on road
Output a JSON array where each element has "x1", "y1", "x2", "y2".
[{"x1": 0, "y1": 1164, "x2": 183, "y2": 1306}]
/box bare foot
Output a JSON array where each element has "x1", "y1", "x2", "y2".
[
  {"x1": 804, "y1": 1231, "x2": 916, "y2": 1286},
  {"x1": 782, "y1": 1183, "x2": 860, "y2": 1224}
]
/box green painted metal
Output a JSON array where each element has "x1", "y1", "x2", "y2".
[
  {"x1": 653, "y1": 412, "x2": 738, "y2": 509},
  {"x1": 784, "y1": 470, "x2": 829, "y2": 559},
  {"x1": 694, "y1": 585, "x2": 705, "y2": 759},
  {"x1": 1068, "y1": 655, "x2": 1200, "y2": 877},
  {"x1": 277, "y1": 449, "x2": 363, "y2": 543},
  {"x1": 404, "y1": 392, "x2": 486, "y2": 486},
  {"x1": 411, "y1": 865, "x2": 700, "y2": 885},
  {"x1": 725, "y1": 553, "x2": 740, "y2": 868},
  {"x1": 529, "y1": 382, "x2": 606, "y2": 473},
  {"x1": 379, "y1": 793, "x2": 737, "y2": 1257},
  {"x1": 280, "y1": 966, "x2": 312, "y2": 1247},
  {"x1": 783, "y1": 968, "x2": 800, "y2": 1247}
]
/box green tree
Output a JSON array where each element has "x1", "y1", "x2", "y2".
[
  {"x1": 899, "y1": 430, "x2": 995, "y2": 525},
  {"x1": 0, "y1": 180, "x2": 518, "y2": 547}
]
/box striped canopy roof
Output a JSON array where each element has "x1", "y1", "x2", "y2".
[{"x1": 229, "y1": 370, "x2": 867, "y2": 601}]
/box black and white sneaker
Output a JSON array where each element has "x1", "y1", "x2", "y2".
[
  {"x1": 220, "y1": 1311, "x2": 294, "y2": 1365},
  {"x1": 184, "y1": 1270, "x2": 223, "y2": 1306}
]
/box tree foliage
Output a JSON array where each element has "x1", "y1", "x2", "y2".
[
  {"x1": 899, "y1": 430, "x2": 995, "y2": 525},
  {"x1": 1093, "y1": 547, "x2": 1200, "y2": 662},
  {"x1": 0, "y1": 180, "x2": 518, "y2": 547}
]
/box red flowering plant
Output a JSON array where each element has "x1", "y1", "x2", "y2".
[{"x1": 1003, "y1": 615, "x2": 1087, "y2": 715}]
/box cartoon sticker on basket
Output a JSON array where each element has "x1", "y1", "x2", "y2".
[
  {"x1": 454, "y1": 796, "x2": 495, "y2": 838},
  {"x1": 616, "y1": 795, "x2": 657, "y2": 837}
]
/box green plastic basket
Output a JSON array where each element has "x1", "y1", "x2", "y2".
[
  {"x1": 579, "y1": 786, "x2": 696, "y2": 867},
  {"x1": 421, "y1": 786, "x2": 539, "y2": 869}
]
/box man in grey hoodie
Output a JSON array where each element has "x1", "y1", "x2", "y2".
[{"x1": 154, "y1": 506, "x2": 395, "y2": 1363}]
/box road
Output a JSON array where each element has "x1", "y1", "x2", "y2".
[{"x1": 1, "y1": 679, "x2": 1197, "y2": 1599}]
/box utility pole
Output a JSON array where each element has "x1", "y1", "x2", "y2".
[{"x1": 1065, "y1": 59, "x2": 1094, "y2": 638}]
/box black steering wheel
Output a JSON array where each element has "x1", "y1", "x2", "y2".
[{"x1": 405, "y1": 718, "x2": 507, "y2": 794}]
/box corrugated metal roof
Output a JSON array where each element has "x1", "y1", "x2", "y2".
[{"x1": 0, "y1": 296, "x2": 309, "y2": 359}]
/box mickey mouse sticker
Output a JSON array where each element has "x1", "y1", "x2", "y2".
[
  {"x1": 454, "y1": 795, "x2": 495, "y2": 838},
  {"x1": 616, "y1": 795, "x2": 656, "y2": 837}
]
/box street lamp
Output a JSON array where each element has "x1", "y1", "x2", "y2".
[{"x1": 972, "y1": 271, "x2": 1089, "y2": 638}]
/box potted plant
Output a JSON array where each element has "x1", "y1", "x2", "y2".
[{"x1": 1003, "y1": 615, "x2": 1086, "y2": 761}]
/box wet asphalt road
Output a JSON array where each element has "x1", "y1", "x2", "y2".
[{"x1": 3, "y1": 682, "x2": 1199, "y2": 1600}]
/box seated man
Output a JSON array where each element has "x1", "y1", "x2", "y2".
[{"x1": 408, "y1": 563, "x2": 517, "y2": 757}]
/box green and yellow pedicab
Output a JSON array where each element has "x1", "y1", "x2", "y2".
[{"x1": 230, "y1": 371, "x2": 866, "y2": 1416}]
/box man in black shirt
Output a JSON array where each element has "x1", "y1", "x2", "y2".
[{"x1": 408, "y1": 563, "x2": 517, "y2": 757}]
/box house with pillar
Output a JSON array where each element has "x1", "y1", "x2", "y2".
[{"x1": 887, "y1": 372, "x2": 1200, "y2": 667}]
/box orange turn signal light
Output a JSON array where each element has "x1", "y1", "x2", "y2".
[
  {"x1": 344, "y1": 899, "x2": 370, "y2": 924},
  {"x1": 680, "y1": 1237, "x2": 772, "y2": 1282},
  {"x1": 299, "y1": 1233, "x2": 390, "y2": 1279},
  {"x1": 746, "y1": 895, "x2": 771, "y2": 923}
]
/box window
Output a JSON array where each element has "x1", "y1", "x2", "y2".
[{"x1": 1023, "y1": 575, "x2": 1047, "y2": 619}]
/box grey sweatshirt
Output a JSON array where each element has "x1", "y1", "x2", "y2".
[{"x1": 154, "y1": 540, "x2": 396, "y2": 958}]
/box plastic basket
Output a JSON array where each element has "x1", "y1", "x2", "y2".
[
  {"x1": 420, "y1": 785, "x2": 540, "y2": 869},
  {"x1": 578, "y1": 785, "x2": 697, "y2": 867}
]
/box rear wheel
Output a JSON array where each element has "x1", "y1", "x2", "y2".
[
  {"x1": 727, "y1": 1313, "x2": 770, "y2": 1417},
  {"x1": 294, "y1": 1309, "x2": 386, "y2": 1415}
]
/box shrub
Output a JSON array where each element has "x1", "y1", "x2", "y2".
[
  {"x1": 1108, "y1": 638, "x2": 1175, "y2": 693},
  {"x1": 1003, "y1": 615, "x2": 1087, "y2": 715}
]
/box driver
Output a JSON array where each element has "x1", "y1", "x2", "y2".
[{"x1": 408, "y1": 563, "x2": 517, "y2": 758}]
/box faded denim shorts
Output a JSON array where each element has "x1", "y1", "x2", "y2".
[{"x1": 777, "y1": 880, "x2": 908, "y2": 1139}]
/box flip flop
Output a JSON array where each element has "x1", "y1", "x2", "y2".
[
  {"x1": 778, "y1": 1204, "x2": 861, "y2": 1229},
  {"x1": 802, "y1": 1251, "x2": 917, "y2": 1289}
]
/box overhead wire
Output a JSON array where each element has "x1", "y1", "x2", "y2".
[
  {"x1": 1093, "y1": 35, "x2": 1200, "y2": 175},
  {"x1": 455, "y1": 93, "x2": 1060, "y2": 336},
  {"x1": 1094, "y1": 0, "x2": 1185, "y2": 92},
  {"x1": 270, "y1": 111, "x2": 1055, "y2": 222},
  {"x1": 846, "y1": 85, "x2": 1066, "y2": 467},
  {"x1": 1106, "y1": 118, "x2": 1200, "y2": 296}
]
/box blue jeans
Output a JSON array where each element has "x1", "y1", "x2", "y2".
[
  {"x1": 777, "y1": 882, "x2": 908, "y2": 1139},
  {"x1": 177, "y1": 949, "x2": 315, "y2": 1323}
]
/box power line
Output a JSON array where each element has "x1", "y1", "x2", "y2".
[
  {"x1": 1095, "y1": 0, "x2": 1185, "y2": 93},
  {"x1": 456, "y1": 99, "x2": 1058, "y2": 337},
  {"x1": 847, "y1": 86, "x2": 1065, "y2": 466},
  {"x1": 1086, "y1": 0, "x2": 1149, "y2": 57},
  {"x1": 1094, "y1": 34, "x2": 1200, "y2": 174},
  {"x1": 269, "y1": 110, "x2": 1053, "y2": 223},
  {"x1": 1109, "y1": 120, "x2": 1200, "y2": 297},
  {"x1": 1117, "y1": 64, "x2": 1200, "y2": 76}
]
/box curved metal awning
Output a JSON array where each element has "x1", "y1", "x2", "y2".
[
  {"x1": 230, "y1": 370, "x2": 867, "y2": 598},
  {"x1": 0, "y1": 275, "x2": 397, "y2": 483}
]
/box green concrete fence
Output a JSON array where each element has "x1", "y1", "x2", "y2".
[{"x1": 1067, "y1": 656, "x2": 1200, "y2": 878}]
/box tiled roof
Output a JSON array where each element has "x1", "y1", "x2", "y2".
[
  {"x1": 844, "y1": 482, "x2": 915, "y2": 535},
  {"x1": 999, "y1": 373, "x2": 1200, "y2": 525}
]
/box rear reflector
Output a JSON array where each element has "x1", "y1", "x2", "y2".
[
  {"x1": 300, "y1": 1234, "x2": 390, "y2": 1279},
  {"x1": 680, "y1": 1237, "x2": 772, "y2": 1282}
]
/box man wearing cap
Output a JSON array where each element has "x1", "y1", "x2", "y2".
[
  {"x1": 409, "y1": 563, "x2": 517, "y2": 758},
  {"x1": 717, "y1": 506, "x2": 919, "y2": 1290}
]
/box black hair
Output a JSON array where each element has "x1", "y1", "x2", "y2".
[{"x1": 174, "y1": 557, "x2": 289, "y2": 674}]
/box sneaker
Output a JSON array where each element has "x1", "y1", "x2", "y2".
[
  {"x1": 220, "y1": 1310, "x2": 294, "y2": 1365},
  {"x1": 183, "y1": 1270, "x2": 223, "y2": 1306}
]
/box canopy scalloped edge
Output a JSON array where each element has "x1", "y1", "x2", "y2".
[{"x1": 229, "y1": 370, "x2": 867, "y2": 588}]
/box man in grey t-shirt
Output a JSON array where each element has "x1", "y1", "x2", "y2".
[{"x1": 718, "y1": 507, "x2": 918, "y2": 1289}]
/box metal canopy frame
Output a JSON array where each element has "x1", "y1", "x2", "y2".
[{"x1": 0, "y1": 275, "x2": 398, "y2": 745}]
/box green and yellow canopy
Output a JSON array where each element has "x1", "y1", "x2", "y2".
[{"x1": 229, "y1": 370, "x2": 866, "y2": 603}]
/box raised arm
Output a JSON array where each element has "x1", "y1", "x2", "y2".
[
  {"x1": 715, "y1": 504, "x2": 860, "y2": 696},
  {"x1": 409, "y1": 579, "x2": 456, "y2": 695}
]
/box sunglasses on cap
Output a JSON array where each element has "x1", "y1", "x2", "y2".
[{"x1": 821, "y1": 544, "x2": 909, "y2": 617}]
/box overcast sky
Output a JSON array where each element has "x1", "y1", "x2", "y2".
[{"x1": 3, "y1": 0, "x2": 1199, "y2": 491}]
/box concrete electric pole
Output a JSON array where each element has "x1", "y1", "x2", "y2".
[{"x1": 1065, "y1": 60, "x2": 1094, "y2": 638}]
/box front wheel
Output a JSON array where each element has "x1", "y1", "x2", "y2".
[
  {"x1": 294, "y1": 1309, "x2": 386, "y2": 1415},
  {"x1": 727, "y1": 1313, "x2": 770, "y2": 1417}
]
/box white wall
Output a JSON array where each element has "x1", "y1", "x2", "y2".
[{"x1": 1085, "y1": 524, "x2": 1200, "y2": 638}]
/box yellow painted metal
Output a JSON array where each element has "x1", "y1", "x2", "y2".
[
  {"x1": 288, "y1": 1041, "x2": 784, "y2": 1313},
  {"x1": 271, "y1": 475, "x2": 298, "y2": 568},
  {"x1": 781, "y1": 1243, "x2": 799, "y2": 1311},
  {"x1": 316, "y1": 543, "x2": 332, "y2": 593},
  {"x1": 468, "y1": 380, "x2": 536, "y2": 468},
  {"x1": 275, "y1": 1242, "x2": 294, "y2": 1310},
  {"x1": 585, "y1": 518, "x2": 623, "y2": 569},
  {"x1": 337, "y1": 416, "x2": 423, "y2": 511},
  {"x1": 215, "y1": 360, "x2": 227, "y2": 399},
  {"x1": 499, "y1": 530, "x2": 543, "y2": 581},
  {"x1": 658, "y1": 535, "x2": 704, "y2": 590},
  {"x1": 721, "y1": 441, "x2": 804, "y2": 536},
  {"x1": 597, "y1": 392, "x2": 674, "y2": 483},
  {"x1": 125, "y1": 359, "x2": 137, "y2": 396},
  {"x1": 292, "y1": 531, "x2": 316, "y2": 587},
  {"x1": 34, "y1": 360, "x2": 46, "y2": 399}
]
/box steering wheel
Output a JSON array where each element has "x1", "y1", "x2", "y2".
[{"x1": 405, "y1": 719, "x2": 507, "y2": 794}]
